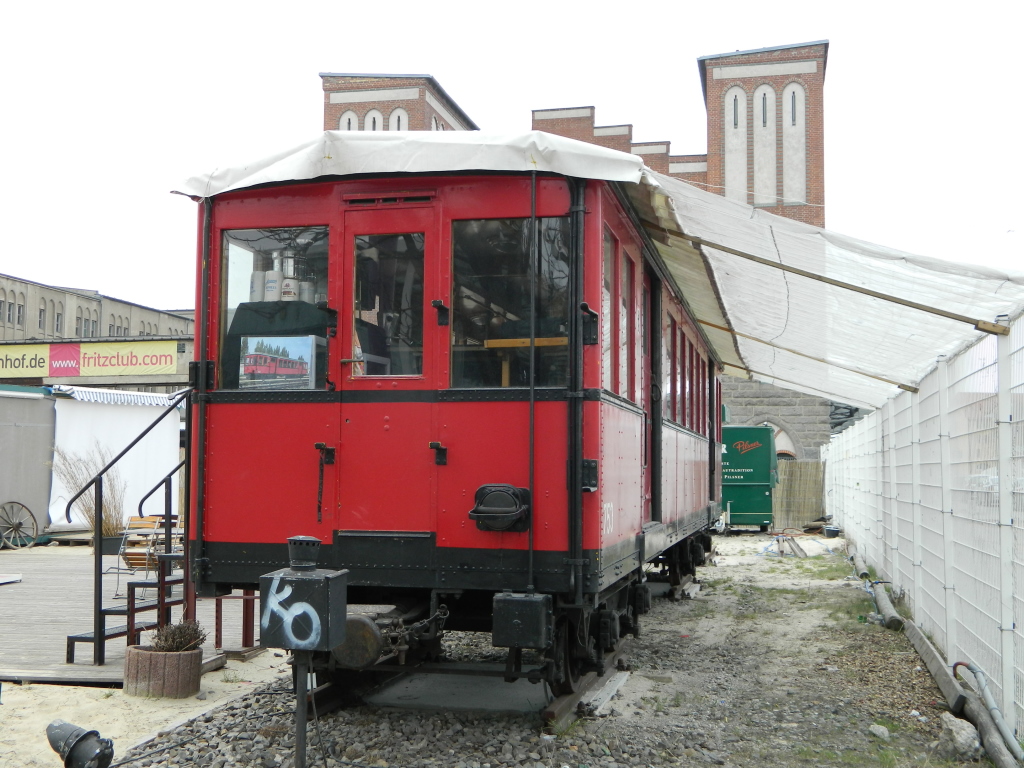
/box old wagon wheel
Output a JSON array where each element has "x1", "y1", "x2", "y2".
[{"x1": 0, "y1": 501, "x2": 38, "y2": 549}]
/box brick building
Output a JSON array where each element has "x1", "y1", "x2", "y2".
[{"x1": 320, "y1": 74, "x2": 478, "y2": 133}]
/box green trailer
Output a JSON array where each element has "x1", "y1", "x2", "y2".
[{"x1": 721, "y1": 425, "x2": 777, "y2": 530}]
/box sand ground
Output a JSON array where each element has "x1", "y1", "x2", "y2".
[{"x1": 1, "y1": 650, "x2": 290, "y2": 767}]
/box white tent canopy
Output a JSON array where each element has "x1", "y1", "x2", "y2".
[{"x1": 178, "y1": 131, "x2": 1024, "y2": 409}]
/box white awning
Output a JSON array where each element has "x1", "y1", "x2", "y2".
[
  {"x1": 634, "y1": 173, "x2": 1024, "y2": 408},
  {"x1": 51, "y1": 386, "x2": 178, "y2": 407},
  {"x1": 178, "y1": 131, "x2": 1024, "y2": 408}
]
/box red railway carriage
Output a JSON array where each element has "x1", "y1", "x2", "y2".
[
  {"x1": 185, "y1": 132, "x2": 721, "y2": 692},
  {"x1": 243, "y1": 353, "x2": 310, "y2": 378}
]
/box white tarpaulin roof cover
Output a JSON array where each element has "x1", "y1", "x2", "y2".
[{"x1": 179, "y1": 131, "x2": 1024, "y2": 408}]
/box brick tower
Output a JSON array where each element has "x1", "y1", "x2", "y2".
[
  {"x1": 531, "y1": 41, "x2": 828, "y2": 227},
  {"x1": 699, "y1": 41, "x2": 828, "y2": 227}
]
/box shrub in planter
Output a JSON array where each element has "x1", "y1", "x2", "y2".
[{"x1": 124, "y1": 621, "x2": 207, "y2": 698}]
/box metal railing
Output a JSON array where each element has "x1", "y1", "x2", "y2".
[{"x1": 63, "y1": 388, "x2": 192, "y2": 665}]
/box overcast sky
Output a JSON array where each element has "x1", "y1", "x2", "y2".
[{"x1": 2, "y1": 1, "x2": 1020, "y2": 311}]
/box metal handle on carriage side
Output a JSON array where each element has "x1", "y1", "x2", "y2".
[
  {"x1": 579, "y1": 302, "x2": 598, "y2": 345},
  {"x1": 314, "y1": 443, "x2": 335, "y2": 523},
  {"x1": 431, "y1": 300, "x2": 450, "y2": 326}
]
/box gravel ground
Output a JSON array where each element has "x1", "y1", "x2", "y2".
[{"x1": 117, "y1": 535, "x2": 970, "y2": 768}]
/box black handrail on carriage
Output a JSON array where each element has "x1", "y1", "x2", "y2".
[{"x1": 63, "y1": 387, "x2": 192, "y2": 666}]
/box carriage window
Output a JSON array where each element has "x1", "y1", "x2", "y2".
[
  {"x1": 218, "y1": 227, "x2": 330, "y2": 390},
  {"x1": 602, "y1": 230, "x2": 615, "y2": 390},
  {"x1": 351, "y1": 233, "x2": 424, "y2": 376},
  {"x1": 451, "y1": 217, "x2": 570, "y2": 388},
  {"x1": 679, "y1": 329, "x2": 688, "y2": 428},
  {"x1": 665, "y1": 316, "x2": 677, "y2": 422},
  {"x1": 619, "y1": 252, "x2": 634, "y2": 400}
]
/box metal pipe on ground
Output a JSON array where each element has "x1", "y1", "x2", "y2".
[
  {"x1": 871, "y1": 582, "x2": 904, "y2": 631},
  {"x1": 953, "y1": 662, "x2": 1024, "y2": 763},
  {"x1": 904, "y1": 620, "x2": 1017, "y2": 767}
]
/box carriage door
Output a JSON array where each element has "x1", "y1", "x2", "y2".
[
  {"x1": 640, "y1": 271, "x2": 654, "y2": 524},
  {"x1": 335, "y1": 203, "x2": 440, "y2": 534}
]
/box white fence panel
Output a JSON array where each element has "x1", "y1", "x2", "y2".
[{"x1": 829, "y1": 313, "x2": 1024, "y2": 734}]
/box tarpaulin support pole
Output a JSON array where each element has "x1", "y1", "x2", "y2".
[{"x1": 699, "y1": 319, "x2": 919, "y2": 392}]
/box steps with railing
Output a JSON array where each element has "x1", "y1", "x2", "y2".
[{"x1": 63, "y1": 388, "x2": 191, "y2": 666}]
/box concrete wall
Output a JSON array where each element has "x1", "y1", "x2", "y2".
[{"x1": 0, "y1": 389, "x2": 55, "y2": 528}]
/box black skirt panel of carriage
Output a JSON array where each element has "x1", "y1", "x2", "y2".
[{"x1": 195, "y1": 510, "x2": 716, "y2": 596}]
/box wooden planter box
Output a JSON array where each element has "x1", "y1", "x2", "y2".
[{"x1": 124, "y1": 645, "x2": 202, "y2": 698}]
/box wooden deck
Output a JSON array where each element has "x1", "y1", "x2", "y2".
[{"x1": 0, "y1": 545, "x2": 260, "y2": 685}]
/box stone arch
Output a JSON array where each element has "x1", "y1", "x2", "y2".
[{"x1": 744, "y1": 415, "x2": 807, "y2": 460}]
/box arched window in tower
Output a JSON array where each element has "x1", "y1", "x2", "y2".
[
  {"x1": 389, "y1": 107, "x2": 409, "y2": 131},
  {"x1": 752, "y1": 85, "x2": 777, "y2": 206},
  {"x1": 432, "y1": 116, "x2": 440, "y2": 131},
  {"x1": 782, "y1": 83, "x2": 807, "y2": 205},
  {"x1": 723, "y1": 86, "x2": 747, "y2": 204},
  {"x1": 363, "y1": 109, "x2": 384, "y2": 131},
  {"x1": 339, "y1": 110, "x2": 358, "y2": 131}
]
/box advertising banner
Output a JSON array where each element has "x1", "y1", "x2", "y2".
[{"x1": 0, "y1": 340, "x2": 178, "y2": 378}]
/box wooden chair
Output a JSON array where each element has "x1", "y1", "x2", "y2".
[{"x1": 110, "y1": 515, "x2": 181, "y2": 596}]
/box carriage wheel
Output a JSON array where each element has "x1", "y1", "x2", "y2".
[
  {"x1": 549, "y1": 618, "x2": 582, "y2": 696},
  {"x1": 0, "y1": 502, "x2": 38, "y2": 549}
]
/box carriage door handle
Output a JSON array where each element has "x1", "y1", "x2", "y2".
[
  {"x1": 428, "y1": 441, "x2": 448, "y2": 465},
  {"x1": 314, "y1": 443, "x2": 336, "y2": 523},
  {"x1": 431, "y1": 300, "x2": 450, "y2": 326}
]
